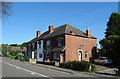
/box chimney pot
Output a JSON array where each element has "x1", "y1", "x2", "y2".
[
  {"x1": 49, "y1": 25, "x2": 54, "y2": 33},
  {"x1": 36, "y1": 30, "x2": 41, "y2": 37},
  {"x1": 86, "y1": 28, "x2": 90, "y2": 36}
]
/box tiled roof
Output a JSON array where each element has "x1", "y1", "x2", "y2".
[
  {"x1": 44, "y1": 24, "x2": 96, "y2": 39},
  {"x1": 11, "y1": 47, "x2": 27, "y2": 52},
  {"x1": 11, "y1": 47, "x2": 22, "y2": 51},
  {"x1": 28, "y1": 31, "x2": 49, "y2": 43},
  {"x1": 28, "y1": 24, "x2": 96, "y2": 43}
]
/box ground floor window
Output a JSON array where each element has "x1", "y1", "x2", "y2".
[
  {"x1": 85, "y1": 52, "x2": 88, "y2": 59},
  {"x1": 39, "y1": 53, "x2": 42, "y2": 58},
  {"x1": 53, "y1": 52, "x2": 60, "y2": 60}
]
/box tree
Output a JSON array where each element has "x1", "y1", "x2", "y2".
[
  {"x1": 20, "y1": 42, "x2": 28, "y2": 48},
  {"x1": 1, "y1": 44, "x2": 11, "y2": 57},
  {"x1": 99, "y1": 12, "x2": 120, "y2": 64},
  {"x1": 0, "y1": 1, "x2": 12, "y2": 18}
]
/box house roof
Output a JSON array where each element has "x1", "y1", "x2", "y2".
[
  {"x1": 28, "y1": 24, "x2": 96, "y2": 43},
  {"x1": 11, "y1": 47, "x2": 22, "y2": 51},
  {"x1": 44, "y1": 24, "x2": 96, "y2": 39},
  {"x1": 11, "y1": 47, "x2": 27, "y2": 52},
  {"x1": 28, "y1": 31, "x2": 49, "y2": 43}
]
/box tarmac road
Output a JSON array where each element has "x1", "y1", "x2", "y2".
[{"x1": 1, "y1": 57, "x2": 119, "y2": 79}]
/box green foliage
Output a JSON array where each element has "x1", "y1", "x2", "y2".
[
  {"x1": 9, "y1": 51, "x2": 21, "y2": 56},
  {"x1": 1, "y1": 44, "x2": 11, "y2": 57},
  {"x1": 99, "y1": 12, "x2": 120, "y2": 64},
  {"x1": 60, "y1": 61, "x2": 96, "y2": 72}
]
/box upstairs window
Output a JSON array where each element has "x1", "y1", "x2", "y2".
[
  {"x1": 28, "y1": 44, "x2": 31, "y2": 49},
  {"x1": 82, "y1": 40, "x2": 85, "y2": 46},
  {"x1": 58, "y1": 40, "x2": 63, "y2": 47},
  {"x1": 85, "y1": 52, "x2": 88, "y2": 59},
  {"x1": 38, "y1": 40, "x2": 41, "y2": 48},
  {"x1": 32, "y1": 43, "x2": 35, "y2": 49},
  {"x1": 46, "y1": 40, "x2": 50, "y2": 46}
]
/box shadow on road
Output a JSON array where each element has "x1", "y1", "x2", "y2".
[{"x1": 95, "y1": 72, "x2": 116, "y2": 76}]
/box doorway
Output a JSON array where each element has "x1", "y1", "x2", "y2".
[{"x1": 78, "y1": 49, "x2": 82, "y2": 61}]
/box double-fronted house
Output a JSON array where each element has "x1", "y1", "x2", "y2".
[{"x1": 27, "y1": 24, "x2": 97, "y2": 63}]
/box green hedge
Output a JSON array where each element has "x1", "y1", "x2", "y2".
[{"x1": 60, "y1": 61, "x2": 96, "y2": 72}]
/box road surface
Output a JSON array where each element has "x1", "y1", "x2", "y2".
[{"x1": 0, "y1": 57, "x2": 119, "y2": 79}]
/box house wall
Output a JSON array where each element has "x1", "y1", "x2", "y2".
[
  {"x1": 44, "y1": 34, "x2": 65, "y2": 61},
  {"x1": 37, "y1": 40, "x2": 44, "y2": 62},
  {"x1": 65, "y1": 34, "x2": 97, "y2": 62}
]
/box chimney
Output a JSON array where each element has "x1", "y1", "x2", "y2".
[
  {"x1": 49, "y1": 25, "x2": 54, "y2": 33},
  {"x1": 86, "y1": 28, "x2": 90, "y2": 36},
  {"x1": 36, "y1": 30, "x2": 41, "y2": 37}
]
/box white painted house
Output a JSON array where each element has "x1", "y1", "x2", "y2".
[
  {"x1": 37, "y1": 40, "x2": 44, "y2": 62},
  {"x1": 27, "y1": 30, "x2": 49, "y2": 62}
]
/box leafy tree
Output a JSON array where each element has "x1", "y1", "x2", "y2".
[
  {"x1": 99, "y1": 12, "x2": 120, "y2": 64},
  {"x1": 21, "y1": 42, "x2": 28, "y2": 47},
  {"x1": 1, "y1": 44, "x2": 11, "y2": 57},
  {"x1": 9, "y1": 51, "x2": 21, "y2": 56},
  {"x1": 9, "y1": 44, "x2": 19, "y2": 47}
]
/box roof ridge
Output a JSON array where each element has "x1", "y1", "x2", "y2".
[{"x1": 64, "y1": 24, "x2": 68, "y2": 33}]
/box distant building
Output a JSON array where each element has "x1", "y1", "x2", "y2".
[
  {"x1": 27, "y1": 24, "x2": 97, "y2": 63},
  {"x1": 11, "y1": 47, "x2": 27, "y2": 55}
]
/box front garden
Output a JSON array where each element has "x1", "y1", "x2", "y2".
[{"x1": 59, "y1": 60, "x2": 96, "y2": 72}]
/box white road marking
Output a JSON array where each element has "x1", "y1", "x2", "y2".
[{"x1": 2, "y1": 61, "x2": 49, "y2": 78}]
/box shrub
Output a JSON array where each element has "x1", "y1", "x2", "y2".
[
  {"x1": 60, "y1": 61, "x2": 96, "y2": 72},
  {"x1": 20, "y1": 55, "x2": 28, "y2": 61}
]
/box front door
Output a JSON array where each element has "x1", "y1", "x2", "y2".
[{"x1": 78, "y1": 51, "x2": 82, "y2": 61}]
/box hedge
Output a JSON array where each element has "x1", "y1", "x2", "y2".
[{"x1": 60, "y1": 61, "x2": 96, "y2": 72}]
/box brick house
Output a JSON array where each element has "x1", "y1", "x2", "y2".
[{"x1": 27, "y1": 24, "x2": 97, "y2": 63}]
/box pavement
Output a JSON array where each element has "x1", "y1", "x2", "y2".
[{"x1": 1, "y1": 57, "x2": 120, "y2": 79}]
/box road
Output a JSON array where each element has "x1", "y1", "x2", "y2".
[{"x1": 0, "y1": 57, "x2": 119, "y2": 79}]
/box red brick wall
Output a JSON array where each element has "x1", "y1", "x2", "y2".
[{"x1": 65, "y1": 34, "x2": 97, "y2": 62}]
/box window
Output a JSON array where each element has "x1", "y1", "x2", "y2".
[
  {"x1": 28, "y1": 44, "x2": 31, "y2": 49},
  {"x1": 46, "y1": 40, "x2": 50, "y2": 46},
  {"x1": 54, "y1": 52, "x2": 60, "y2": 59},
  {"x1": 32, "y1": 43, "x2": 35, "y2": 49},
  {"x1": 85, "y1": 52, "x2": 88, "y2": 59},
  {"x1": 39, "y1": 53, "x2": 42, "y2": 58},
  {"x1": 58, "y1": 40, "x2": 63, "y2": 47},
  {"x1": 38, "y1": 40, "x2": 41, "y2": 48},
  {"x1": 82, "y1": 40, "x2": 85, "y2": 46}
]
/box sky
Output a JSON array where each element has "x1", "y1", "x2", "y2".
[{"x1": 2, "y1": 2, "x2": 118, "y2": 48}]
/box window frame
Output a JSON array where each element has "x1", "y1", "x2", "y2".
[
  {"x1": 58, "y1": 40, "x2": 63, "y2": 47},
  {"x1": 46, "y1": 40, "x2": 50, "y2": 46},
  {"x1": 85, "y1": 52, "x2": 88, "y2": 59},
  {"x1": 82, "y1": 40, "x2": 85, "y2": 46},
  {"x1": 39, "y1": 53, "x2": 42, "y2": 58}
]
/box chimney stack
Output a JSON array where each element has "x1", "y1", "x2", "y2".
[
  {"x1": 36, "y1": 30, "x2": 41, "y2": 37},
  {"x1": 86, "y1": 28, "x2": 90, "y2": 36},
  {"x1": 49, "y1": 25, "x2": 54, "y2": 33}
]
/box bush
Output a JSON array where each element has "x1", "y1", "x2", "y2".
[
  {"x1": 60, "y1": 61, "x2": 96, "y2": 72},
  {"x1": 116, "y1": 67, "x2": 120, "y2": 76},
  {"x1": 20, "y1": 55, "x2": 28, "y2": 61}
]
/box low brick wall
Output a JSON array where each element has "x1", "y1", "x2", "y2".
[{"x1": 29, "y1": 59, "x2": 37, "y2": 63}]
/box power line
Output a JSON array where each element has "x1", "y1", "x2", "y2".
[{"x1": 49, "y1": 3, "x2": 110, "y2": 25}]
